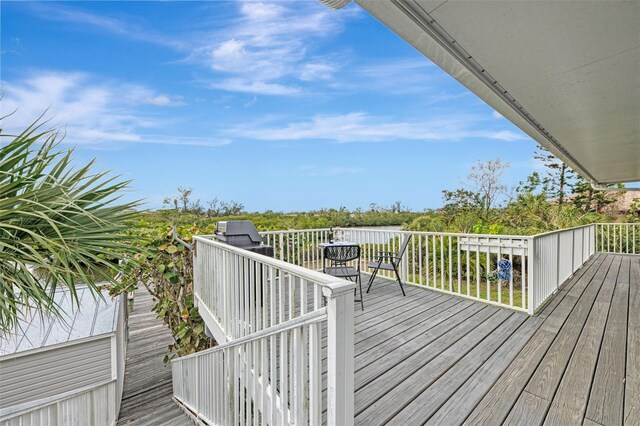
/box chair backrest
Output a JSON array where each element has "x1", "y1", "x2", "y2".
[
  {"x1": 393, "y1": 235, "x2": 412, "y2": 265},
  {"x1": 324, "y1": 244, "x2": 361, "y2": 263}
]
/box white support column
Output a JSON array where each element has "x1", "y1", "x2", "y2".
[
  {"x1": 323, "y1": 281, "x2": 355, "y2": 426},
  {"x1": 527, "y1": 237, "x2": 536, "y2": 315}
]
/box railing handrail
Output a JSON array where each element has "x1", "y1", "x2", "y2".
[
  {"x1": 334, "y1": 222, "x2": 637, "y2": 240},
  {"x1": 203, "y1": 223, "x2": 637, "y2": 242},
  {"x1": 334, "y1": 226, "x2": 529, "y2": 240},
  {"x1": 193, "y1": 236, "x2": 354, "y2": 292},
  {"x1": 260, "y1": 228, "x2": 331, "y2": 235},
  {"x1": 530, "y1": 223, "x2": 597, "y2": 239},
  {"x1": 172, "y1": 309, "x2": 327, "y2": 362}
]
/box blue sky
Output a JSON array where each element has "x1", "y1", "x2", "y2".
[{"x1": 1, "y1": 1, "x2": 540, "y2": 211}]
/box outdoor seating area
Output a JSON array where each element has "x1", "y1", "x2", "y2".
[
  {"x1": 321, "y1": 242, "x2": 365, "y2": 310},
  {"x1": 366, "y1": 234, "x2": 411, "y2": 296},
  {"x1": 170, "y1": 222, "x2": 639, "y2": 425}
]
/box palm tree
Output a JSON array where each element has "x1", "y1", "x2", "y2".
[{"x1": 0, "y1": 117, "x2": 140, "y2": 332}]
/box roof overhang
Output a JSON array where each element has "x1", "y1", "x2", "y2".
[{"x1": 325, "y1": 0, "x2": 640, "y2": 185}]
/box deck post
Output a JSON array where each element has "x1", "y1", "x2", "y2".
[
  {"x1": 323, "y1": 281, "x2": 355, "y2": 426},
  {"x1": 527, "y1": 237, "x2": 536, "y2": 315}
]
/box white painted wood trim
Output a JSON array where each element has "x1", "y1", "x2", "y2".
[{"x1": 323, "y1": 286, "x2": 355, "y2": 426}]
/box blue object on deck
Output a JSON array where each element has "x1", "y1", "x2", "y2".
[{"x1": 497, "y1": 258, "x2": 512, "y2": 280}]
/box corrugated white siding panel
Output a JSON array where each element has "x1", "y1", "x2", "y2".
[{"x1": 0, "y1": 337, "x2": 112, "y2": 409}]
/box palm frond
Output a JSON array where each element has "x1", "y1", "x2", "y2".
[{"x1": 0, "y1": 115, "x2": 141, "y2": 332}]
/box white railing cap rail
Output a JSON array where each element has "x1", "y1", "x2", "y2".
[
  {"x1": 260, "y1": 228, "x2": 331, "y2": 235},
  {"x1": 530, "y1": 223, "x2": 597, "y2": 239},
  {"x1": 333, "y1": 227, "x2": 529, "y2": 240},
  {"x1": 193, "y1": 236, "x2": 355, "y2": 292},
  {"x1": 172, "y1": 309, "x2": 328, "y2": 363}
]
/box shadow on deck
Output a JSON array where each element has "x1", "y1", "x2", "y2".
[{"x1": 353, "y1": 252, "x2": 638, "y2": 425}]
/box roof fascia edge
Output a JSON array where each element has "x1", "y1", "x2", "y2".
[{"x1": 355, "y1": 0, "x2": 603, "y2": 185}]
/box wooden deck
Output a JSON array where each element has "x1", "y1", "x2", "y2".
[
  {"x1": 351, "y1": 252, "x2": 639, "y2": 425},
  {"x1": 120, "y1": 253, "x2": 638, "y2": 425},
  {"x1": 117, "y1": 286, "x2": 192, "y2": 426}
]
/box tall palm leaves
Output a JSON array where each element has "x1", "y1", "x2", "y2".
[{"x1": 0, "y1": 118, "x2": 140, "y2": 332}]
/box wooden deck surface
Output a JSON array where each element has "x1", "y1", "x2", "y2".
[
  {"x1": 116, "y1": 286, "x2": 192, "y2": 426},
  {"x1": 118, "y1": 253, "x2": 638, "y2": 425},
  {"x1": 353, "y1": 252, "x2": 638, "y2": 425}
]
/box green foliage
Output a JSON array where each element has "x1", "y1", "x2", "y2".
[
  {"x1": 532, "y1": 145, "x2": 575, "y2": 206},
  {"x1": 407, "y1": 191, "x2": 610, "y2": 236},
  {"x1": 0, "y1": 117, "x2": 140, "y2": 332},
  {"x1": 628, "y1": 197, "x2": 640, "y2": 222},
  {"x1": 143, "y1": 206, "x2": 423, "y2": 232},
  {"x1": 111, "y1": 206, "x2": 422, "y2": 361},
  {"x1": 112, "y1": 219, "x2": 214, "y2": 361}
]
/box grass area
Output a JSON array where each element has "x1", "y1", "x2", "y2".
[{"x1": 406, "y1": 274, "x2": 525, "y2": 309}]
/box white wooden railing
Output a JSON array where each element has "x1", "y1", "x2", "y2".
[
  {"x1": 528, "y1": 224, "x2": 596, "y2": 313},
  {"x1": 596, "y1": 223, "x2": 639, "y2": 254},
  {"x1": 176, "y1": 222, "x2": 638, "y2": 426},
  {"x1": 174, "y1": 236, "x2": 355, "y2": 426},
  {"x1": 261, "y1": 228, "x2": 332, "y2": 271},
  {"x1": 334, "y1": 228, "x2": 531, "y2": 313},
  {"x1": 260, "y1": 223, "x2": 638, "y2": 315},
  {"x1": 173, "y1": 310, "x2": 327, "y2": 425}
]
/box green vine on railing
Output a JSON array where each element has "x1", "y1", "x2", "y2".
[{"x1": 111, "y1": 220, "x2": 215, "y2": 362}]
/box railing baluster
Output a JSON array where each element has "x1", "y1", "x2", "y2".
[
  {"x1": 476, "y1": 245, "x2": 480, "y2": 299},
  {"x1": 448, "y1": 236, "x2": 453, "y2": 293},
  {"x1": 509, "y1": 245, "x2": 514, "y2": 307},
  {"x1": 432, "y1": 235, "x2": 437, "y2": 288},
  {"x1": 497, "y1": 241, "x2": 502, "y2": 305}
]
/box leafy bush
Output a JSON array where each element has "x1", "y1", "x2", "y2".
[{"x1": 112, "y1": 220, "x2": 214, "y2": 361}]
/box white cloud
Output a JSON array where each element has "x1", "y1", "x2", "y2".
[
  {"x1": 194, "y1": 1, "x2": 352, "y2": 95},
  {"x1": 492, "y1": 110, "x2": 505, "y2": 119},
  {"x1": 229, "y1": 112, "x2": 529, "y2": 143},
  {"x1": 26, "y1": 3, "x2": 186, "y2": 50},
  {"x1": 239, "y1": 2, "x2": 283, "y2": 22},
  {"x1": 350, "y1": 59, "x2": 435, "y2": 93},
  {"x1": 0, "y1": 71, "x2": 203, "y2": 147},
  {"x1": 140, "y1": 135, "x2": 232, "y2": 147},
  {"x1": 488, "y1": 130, "x2": 525, "y2": 141},
  {"x1": 299, "y1": 62, "x2": 336, "y2": 81},
  {"x1": 211, "y1": 79, "x2": 301, "y2": 96}
]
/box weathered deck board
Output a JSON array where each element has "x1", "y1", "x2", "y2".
[
  {"x1": 521, "y1": 256, "x2": 617, "y2": 401},
  {"x1": 543, "y1": 256, "x2": 624, "y2": 424},
  {"x1": 424, "y1": 316, "x2": 542, "y2": 425},
  {"x1": 120, "y1": 253, "x2": 638, "y2": 425},
  {"x1": 454, "y1": 252, "x2": 637, "y2": 426},
  {"x1": 348, "y1": 252, "x2": 638, "y2": 425},
  {"x1": 460, "y1": 253, "x2": 606, "y2": 425},
  {"x1": 356, "y1": 308, "x2": 514, "y2": 424},
  {"x1": 388, "y1": 313, "x2": 531, "y2": 425},
  {"x1": 625, "y1": 256, "x2": 640, "y2": 424},
  {"x1": 116, "y1": 286, "x2": 192, "y2": 426},
  {"x1": 585, "y1": 257, "x2": 630, "y2": 425}
]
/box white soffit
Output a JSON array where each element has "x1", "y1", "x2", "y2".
[{"x1": 354, "y1": 0, "x2": 640, "y2": 185}]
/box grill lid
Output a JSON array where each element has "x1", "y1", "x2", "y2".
[{"x1": 215, "y1": 220, "x2": 263, "y2": 247}]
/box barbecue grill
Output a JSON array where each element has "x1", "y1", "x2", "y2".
[{"x1": 214, "y1": 220, "x2": 274, "y2": 257}]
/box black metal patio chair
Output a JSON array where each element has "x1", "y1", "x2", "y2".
[
  {"x1": 323, "y1": 244, "x2": 364, "y2": 310},
  {"x1": 366, "y1": 235, "x2": 412, "y2": 296}
]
